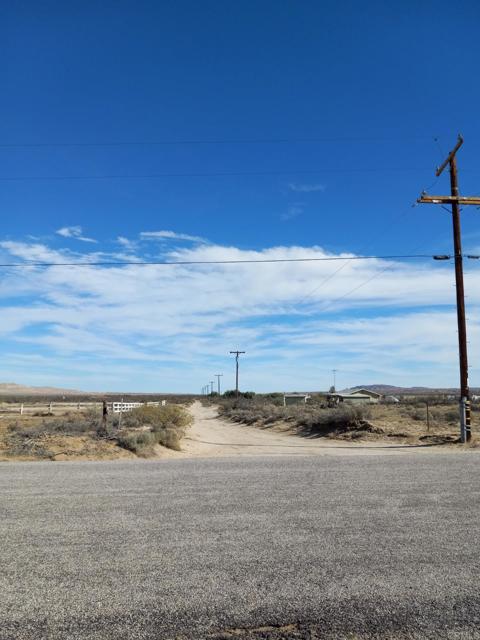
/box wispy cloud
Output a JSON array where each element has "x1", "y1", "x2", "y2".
[
  {"x1": 281, "y1": 204, "x2": 304, "y2": 221},
  {"x1": 56, "y1": 226, "x2": 97, "y2": 244},
  {"x1": 140, "y1": 230, "x2": 207, "y2": 243},
  {"x1": 288, "y1": 182, "x2": 326, "y2": 193},
  {"x1": 116, "y1": 236, "x2": 137, "y2": 251},
  {"x1": 0, "y1": 234, "x2": 477, "y2": 391}
]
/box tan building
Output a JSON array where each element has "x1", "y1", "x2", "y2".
[{"x1": 347, "y1": 389, "x2": 382, "y2": 404}]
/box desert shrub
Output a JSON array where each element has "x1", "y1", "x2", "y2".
[
  {"x1": 5, "y1": 435, "x2": 52, "y2": 459},
  {"x1": 399, "y1": 405, "x2": 428, "y2": 421},
  {"x1": 116, "y1": 404, "x2": 193, "y2": 454},
  {"x1": 218, "y1": 397, "x2": 375, "y2": 436},
  {"x1": 410, "y1": 410, "x2": 425, "y2": 421},
  {"x1": 153, "y1": 426, "x2": 183, "y2": 451},
  {"x1": 444, "y1": 409, "x2": 459, "y2": 422},
  {"x1": 8, "y1": 414, "x2": 97, "y2": 438},
  {"x1": 222, "y1": 390, "x2": 256, "y2": 399},
  {"x1": 402, "y1": 395, "x2": 457, "y2": 407},
  {"x1": 122, "y1": 404, "x2": 193, "y2": 430},
  {"x1": 116, "y1": 431, "x2": 157, "y2": 455},
  {"x1": 295, "y1": 404, "x2": 373, "y2": 434}
]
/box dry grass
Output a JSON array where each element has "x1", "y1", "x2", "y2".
[
  {"x1": 215, "y1": 395, "x2": 473, "y2": 444},
  {"x1": 116, "y1": 404, "x2": 193, "y2": 455},
  {"x1": 0, "y1": 403, "x2": 193, "y2": 460}
]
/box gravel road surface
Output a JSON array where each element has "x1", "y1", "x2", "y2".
[{"x1": 2, "y1": 453, "x2": 480, "y2": 639}]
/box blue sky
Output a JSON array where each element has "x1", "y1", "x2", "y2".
[{"x1": 0, "y1": 1, "x2": 479, "y2": 392}]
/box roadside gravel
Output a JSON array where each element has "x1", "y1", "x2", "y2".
[{"x1": 1, "y1": 453, "x2": 480, "y2": 638}]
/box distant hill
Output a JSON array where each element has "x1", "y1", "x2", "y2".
[
  {"x1": 0, "y1": 382, "x2": 84, "y2": 395},
  {"x1": 348, "y1": 384, "x2": 480, "y2": 395}
]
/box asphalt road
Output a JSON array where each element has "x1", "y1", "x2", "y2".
[{"x1": 1, "y1": 454, "x2": 480, "y2": 639}]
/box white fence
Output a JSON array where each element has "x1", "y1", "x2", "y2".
[
  {"x1": 111, "y1": 402, "x2": 143, "y2": 413},
  {"x1": 110, "y1": 401, "x2": 166, "y2": 413},
  {"x1": 0, "y1": 400, "x2": 167, "y2": 415}
]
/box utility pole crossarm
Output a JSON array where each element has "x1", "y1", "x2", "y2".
[
  {"x1": 418, "y1": 194, "x2": 480, "y2": 205},
  {"x1": 436, "y1": 135, "x2": 463, "y2": 177}
]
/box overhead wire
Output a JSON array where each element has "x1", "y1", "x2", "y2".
[
  {"x1": 294, "y1": 137, "x2": 445, "y2": 310},
  {"x1": 0, "y1": 254, "x2": 438, "y2": 268},
  {"x1": 0, "y1": 168, "x2": 442, "y2": 181},
  {"x1": 0, "y1": 135, "x2": 442, "y2": 149}
]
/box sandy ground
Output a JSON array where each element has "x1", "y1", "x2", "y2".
[
  {"x1": 1, "y1": 402, "x2": 471, "y2": 462},
  {"x1": 171, "y1": 402, "x2": 462, "y2": 458}
]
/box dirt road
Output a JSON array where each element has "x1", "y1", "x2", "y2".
[{"x1": 175, "y1": 401, "x2": 443, "y2": 458}]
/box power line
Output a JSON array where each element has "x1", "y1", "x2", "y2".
[
  {"x1": 305, "y1": 240, "x2": 480, "y2": 315},
  {"x1": 0, "y1": 168, "x2": 445, "y2": 181},
  {"x1": 0, "y1": 135, "x2": 441, "y2": 149},
  {"x1": 0, "y1": 254, "x2": 440, "y2": 269},
  {"x1": 293, "y1": 137, "x2": 448, "y2": 309},
  {"x1": 295, "y1": 177, "x2": 440, "y2": 306},
  {"x1": 317, "y1": 263, "x2": 395, "y2": 313}
]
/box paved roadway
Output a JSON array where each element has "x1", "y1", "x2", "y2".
[{"x1": 1, "y1": 454, "x2": 480, "y2": 639}]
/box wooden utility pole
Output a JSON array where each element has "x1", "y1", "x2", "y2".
[
  {"x1": 332, "y1": 369, "x2": 338, "y2": 392},
  {"x1": 418, "y1": 135, "x2": 480, "y2": 442},
  {"x1": 215, "y1": 373, "x2": 223, "y2": 395},
  {"x1": 230, "y1": 351, "x2": 245, "y2": 397}
]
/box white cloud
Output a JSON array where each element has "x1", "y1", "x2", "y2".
[
  {"x1": 116, "y1": 236, "x2": 137, "y2": 251},
  {"x1": 140, "y1": 230, "x2": 207, "y2": 243},
  {"x1": 0, "y1": 235, "x2": 477, "y2": 391},
  {"x1": 288, "y1": 182, "x2": 326, "y2": 193},
  {"x1": 56, "y1": 226, "x2": 97, "y2": 244}
]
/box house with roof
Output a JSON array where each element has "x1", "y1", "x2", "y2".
[
  {"x1": 327, "y1": 392, "x2": 372, "y2": 406},
  {"x1": 327, "y1": 388, "x2": 382, "y2": 406},
  {"x1": 348, "y1": 388, "x2": 382, "y2": 403}
]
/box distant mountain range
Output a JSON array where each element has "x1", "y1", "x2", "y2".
[
  {"x1": 0, "y1": 381, "x2": 478, "y2": 397},
  {"x1": 348, "y1": 384, "x2": 480, "y2": 395},
  {"x1": 0, "y1": 382, "x2": 84, "y2": 395}
]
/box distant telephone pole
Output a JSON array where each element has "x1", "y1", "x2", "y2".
[
  {"x1": 210, "y1": 381, "x2": 215, "y2": 395},
  {"x1": 230, "y1": 351, "x2": 245, "y2": 397},
  {"x1": 215, "y1": 373, "x2": 223, "y2": 395},
  {"x1": 418, "y1": 134, "x2": 480, "y2": 442},
  {"x1": 332, "y1": 369, "x2": 338, "y2": 392}
]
